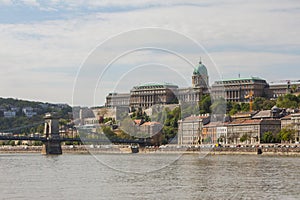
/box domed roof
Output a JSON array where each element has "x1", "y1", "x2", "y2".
[{"x1": 193, "y1": 60, "x2": 208, "y2": 76}]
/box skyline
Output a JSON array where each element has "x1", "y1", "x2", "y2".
[{"x1": 1, "y1": 0, "x2": 300, "y2": 106}]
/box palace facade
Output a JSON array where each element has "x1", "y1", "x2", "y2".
[
  {"x1": 211, "y1": 78, "x2": 300, "y2": 102},
  {"x1": 105, "y1": 59, "x2": 298, "y2": 109},
  {"x1": 105, "y1": 93, "x2": 130, "y2": 107},
  {"x1": 268, "y1": 80, "x2": 300, "y2": 98},
  {"x1": 129, "y1": 83, "x2": 179, "y2": 108},
  {"x1": 210, "y1": 77, "x2": 269, "y2": 102},
  {"x1": 105, "y1": 59, "x2": 209, "y2": 109}
]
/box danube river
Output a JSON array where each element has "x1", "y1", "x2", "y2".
[{"x1": 0, "y1": 153, "x2": 299, "y2": 199}]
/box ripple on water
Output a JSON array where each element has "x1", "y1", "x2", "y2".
[{"x1": 0, "y1": 154, "x2": 299, "y2": 200}]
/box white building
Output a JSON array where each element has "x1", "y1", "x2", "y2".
[
  {"x1": 216, "y1": 126, "x2": 227, "y2": 144},
  {"x1": 281, "y1": 113, "x2": 300, "y2": 143},
  {"x1": 178, "y1": 115, "x2": 210, "y2": 145},
  {"x1": 4, "y1": 111, "x2": 16, "y2": 118},
  {"x1": 22, "y1": 107, "x2": 37, "y2": 118}
]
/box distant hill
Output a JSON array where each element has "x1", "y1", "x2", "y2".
[{"x1": 0, "y1": 97, "x2": 72, "y2": 134}]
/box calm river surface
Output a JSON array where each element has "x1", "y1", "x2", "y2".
[{"x1": 0, "y1": 153, "x2": 299, "y2": 200}]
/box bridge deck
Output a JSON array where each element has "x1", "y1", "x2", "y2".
[{"x1": 0, "y1": 136, "x2": 147, "y2": 144}]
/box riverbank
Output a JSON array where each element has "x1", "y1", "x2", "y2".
[
  {"x1": 0, "y1": 145, "x2": 131, "y2": 154},
  {"x1": 1, "y1": 145, "x2": 300, "y2": 156},
  {"x1": 207, "y1": 146, "x2": 300, "y2": 156}
]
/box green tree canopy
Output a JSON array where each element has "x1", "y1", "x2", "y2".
[
  {"x1": 278, "y1": 127, "x2": 296, "y2": 143},
  {"x1": 261, "y1": 131, "x2": 280, "y2": 143},
  {"x1": 276, "y1": 94, "x2": 299, "y2": 108},
  {"x1": 199, "y1": 95, "x2": 211, "y2": 114},
  {"x1": 253, "y1": 97, "x2": 266, "y2": 111}
]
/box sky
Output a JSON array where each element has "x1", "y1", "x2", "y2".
[{"x1": 0, "y1": 0, "x2": 300, "y2": 106}]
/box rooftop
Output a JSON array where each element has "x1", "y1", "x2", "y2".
[
  {"x1": 217, "y1": 76, "x2": 266, "y2": 82},
  {"x1": 193, "y1": 60, "x2": 208, "y2": 76},
  {"x1": 228, "y1": 119, "x2": 263, "y2": 125},
  {"x1": 141, "y1": 121, "x2": 162, "y2": 126},
  {"x1": 133, "y1": 82, "x2": 178, "y2": 90},
  {"x1": 269, "y1": 80, "x2": 300, "y2": 86},
  {"x1": 183, "y1": 115, "x2": 210, "y2": 121},
  {"x1": 252, "y1": 110, "x2": 272, "y2": 119},
  {"x1": 229, "y1": 76, "x2": 264, "y2": 81}
]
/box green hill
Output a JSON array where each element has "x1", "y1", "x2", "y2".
[{"x1": 0, "y1": 97, "x2": 72, "y2": 134}]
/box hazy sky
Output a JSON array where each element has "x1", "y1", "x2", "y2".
[{"x1": 0, "y1": 0, "x2": 299, "y2": 106}]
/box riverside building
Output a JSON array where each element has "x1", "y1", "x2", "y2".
[
  {"x1": 281, "y1": 113, "x2": 300, "y2": 143},
  {"x1": 177, "y1": 115, "x2": 210, "y2": 145},
  {"x1": 202, "y1": 119, "x2": 281, "y2": 145}
]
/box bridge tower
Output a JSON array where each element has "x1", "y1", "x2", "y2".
[{"x1": 41, "y1": 113, "x2": 62, "y2": 155}]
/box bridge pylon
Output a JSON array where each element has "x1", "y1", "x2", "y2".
[{"x1": 41, "y1": 113, "x2": 62, "y2": 155}]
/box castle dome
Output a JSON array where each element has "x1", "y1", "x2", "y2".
[{"x1": 193, "y1": 60, "x2": 208, "y2": 76}]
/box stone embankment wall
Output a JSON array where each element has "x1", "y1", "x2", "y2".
[
  {"x1": 0, "y1": 146, "x2": 42, "y2": 153},
  {"x1": 205, "y1": 146, "x2": 300, "y2": 156},
  {"x1": 1, "y1": 145, "x2": 300, "y2": 155},
  {"x1": 147, "y1": 146, "x2": 300, "y2": 156},
  {"x1": 0, "y1": 145, "x2": 131, "y2": 154}
]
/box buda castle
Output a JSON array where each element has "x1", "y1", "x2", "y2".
[
  {"x1": 105, "y1": 59, "x2": 300, "y2": 110},
  {"x1": 105, "y1": 59, "x2": 210, "y2": 109}
]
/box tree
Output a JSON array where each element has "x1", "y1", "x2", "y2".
[
  {"x1": 240, "y1": 103, "x2": 249, "y2": 112},
  {"x1": 131, "y1": 107, "x2": 151, "y2": 122},
  {"x1": 262, "y1": 99, "x2": 276, "y2": 110},
  {"x1": 253, "y1": 97, "x2": 266, "y2": 111},
  {"x1": 160, "y1": 107, "x2": 181, "y2": 144},
  {"x1": 102, "y1": 126, "x2": 117, "y2": 140},
  {"x1": 291, "y1": 85, "x2": 298, "y2": 93},
  {"x1": 8, "y1": 140, "x2": 15, "y2": 146},
  {"x1": 240, "y1": 133, "x2": 250, "y2": 143},
  {"x1": 33, "y1": 141, "x2": 43, "y2": 146},
  {"x1": 278, "y1": 127, "x2": 296, "y2": 143},
  {"x1": 199, "y1": 95, "x2": 211, "y2": 114},
  {"x1": 226, "y1": 101, "x2": 233, "y2": 113},
  {"x1": 117, "y1": 130, "x2": 132, "y2": 140},
  {"x1": 276, "y1": 94, "x2": 299, "y2": 108},
  {"x1": 228, "y1": 102, "x2": 241, "y2": 115},
  {"x1": 261, "y1": 131, "x2": 280, "y2": 143}
]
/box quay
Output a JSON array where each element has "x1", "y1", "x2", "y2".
[{"x1": 1, "y1": 145, "x2": 300, "y2": 156}]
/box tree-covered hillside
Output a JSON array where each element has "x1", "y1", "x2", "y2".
[{"x1": 0, "y1": 97, "x2": 72, "y2": 134}]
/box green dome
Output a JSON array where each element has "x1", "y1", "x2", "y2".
[{"x1": 193, "y1": 61, "x2": 208, "y2": 76}]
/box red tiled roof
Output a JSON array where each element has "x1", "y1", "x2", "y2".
[
  {"x1": 133, "y1": 119, "x2": 142, "y2": 125},
  {"x1": 141, "y1": 121, "x2": 162, "y2": 126}
]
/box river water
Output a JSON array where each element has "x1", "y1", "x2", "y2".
[{"x1": 0, "y1": 153, "x2": 299, "y2": 200}]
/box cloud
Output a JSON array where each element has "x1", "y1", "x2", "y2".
[
  {"x1": 0, "y1": 0, "x2": 299, "y2": 106},
  {"x1": 210, "y1": 51, "x2": 300, "y2": 80}
]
